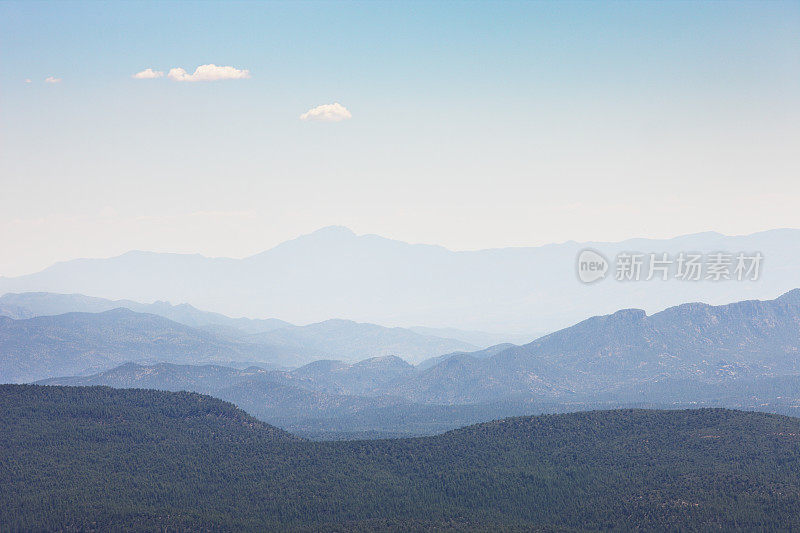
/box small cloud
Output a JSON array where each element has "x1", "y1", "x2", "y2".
[
  {"x1": 24, "y1": 78, "x2": 32, "y2": 84},
  {"x1": 167, "y1": 64, "x2": 250, "y2": 82},
  {"x1": 132, "y1": 68, "x2": 164, "y2": 79},
  {"x1": 300, "y1": 103, "x2": 352, "y2": 122},
  {"x1": 44, "y1": 76, "x2": 62, "y2": 84}
]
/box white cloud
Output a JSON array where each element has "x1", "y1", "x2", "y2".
[
  {"x1": 132, "y1": 68, "x2": 164, "y2": 79},
  {"x1": 44, "y1": 76, "x2": 62, "y2": 84},
  {"x1": 167, "y1": 64, "x2": 250, "y2": 82},
  {"x1": 24, "y1": 78, "x2": 32, "y2": 84},
  {"x1": 299, "y1": 103, "x2": 352, "y2": 122}
]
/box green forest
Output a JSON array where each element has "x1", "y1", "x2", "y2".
[{"x1": 2, "y1": 384, "x2": 800, "y2": 531}]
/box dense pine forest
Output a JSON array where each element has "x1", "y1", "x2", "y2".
[{"x1": 2, "y1": 385, "x2": 800, "y2": 530}]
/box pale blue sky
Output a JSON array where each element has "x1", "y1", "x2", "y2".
[{"x1": 1, "y1": 1, "x2": 799, "y2": 276}]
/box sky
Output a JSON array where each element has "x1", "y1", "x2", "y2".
[{"x1": 1, "y1": 1, "x2": 799, "y2": 277}]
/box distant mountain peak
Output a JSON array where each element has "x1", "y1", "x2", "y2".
[
  {"x1": 247, "y1": 225, "x2": 361, "y2": 259},
  {"x1": 353, "y1": 355, "x2": 413, "y2": 369},
  {"x1": 609, "y1": 308, "x2": 647, "y2": 321},
  {"x1": 777, "y1": 288, "x2": 800, "y2": 303},
  {"x1": 100, "y1": 307, "x2": 144, "y2": 317},
  {"x1": 309, "y1": 225, "x2": 357, "y2": 237},
  {"x1": 315, "y1": 318, "x2": 359, "y2": 327},
  {"x1": 4, "y1": 228, "x2": 800, "y2": 333},
  {"x1": 295, "y1": 359, "x2": 350, "y2": 373},
  {"x1": 289, "y1": 226, "x2": 358, "y2": 244}
]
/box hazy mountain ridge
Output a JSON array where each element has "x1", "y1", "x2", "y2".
[
  {"x1": 0, "y1": 309, "x2": 292, "y2": 383},
  {"x1": 36, "y1": 291, "x2": 800, "y2": 436},
  {"x1": 415, "y1": 343, "x2": 515, "y2": 371},
  {"x1": 409, "y1": 326, "x2": 536, "y2": 347},
  {"x1": 3, "y1": 227, "x2": 800, "y2": 332},
  {"x1": 0, "y1": 291, "x2": 291, "y2": 332},
  {"x1": 37, "y1": 361, "x2": 273, "y2": 392},
  {"x1": 0, "y1": 293, "x2": 482, "y2": 374},
  {"x1": 247, "y1": 320, "x2": 476, "y2": 364},
  {"x1": 406, "y1": 289, "x2": 800, "y2": 403}
]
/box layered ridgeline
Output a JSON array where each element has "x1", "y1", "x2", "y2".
[
  {"x1": 399, "y1": 288, "x2": 800, "y2": 404},
  {"x1": 0, "y1": 291, "x2": 292, "y2": 333},
  {"x1": 0, "y1": 292, "x2": 533, "y2": 350},
  {"x1": 39, "y1": 291, "x2": 800, "y2": 438},
  {"x1": 0, "y1": 309, "x2": 290, "y2": 383},
  {"x1": 0, "y1": 296, "x2": 478, "y2": 382},
  {"x1": 2, "y1": 385, "x2": 800, "y2": 530},
  {"x1": 3, "y1": 227, "x2": 800, "y2": 333}
]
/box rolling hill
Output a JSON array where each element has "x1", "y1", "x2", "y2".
[
  {"x1": 3, "y1": 384, "x2": 800, "y2": 530},
  {"x1": 37, "y1": 362, "x2": 411, "y2": 434}
]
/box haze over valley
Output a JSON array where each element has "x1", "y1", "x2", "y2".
[
  {"x1": 2, "y1": 226, "x2": 799, "y2": 334},
  {"x1": 3, "y1": 283, "x2": 800, "y2": 438}
]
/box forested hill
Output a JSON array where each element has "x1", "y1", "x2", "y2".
[
  {"x1": 3, "y1": 385, "x2": 800, "y2": 531},
  {"x1": 0, "y1": 385, "x2": 300, "y2": 444}
]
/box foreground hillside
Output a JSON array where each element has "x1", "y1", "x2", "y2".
[{"x1": 2, "y1": 385, "x2": 800, "y2": 530}]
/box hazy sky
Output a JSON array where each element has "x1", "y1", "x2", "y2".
[{"x1": 1, "y1": 1, "x2": 798, "y2": 277}]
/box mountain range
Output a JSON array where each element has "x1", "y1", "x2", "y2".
[
  {"x1": 404, "y1": 288, "x2": 800, "y2": 404},
  {"x1": 0, "y1": 291, "x2": 291, "y2": 332},
  {"x1": 0, "y1": 309, "x2": 292, "y2": 383},
  {"x1": 0, "y1": 293, "x2": 480, "y2": 378},
  {"x1": 3, "y1": 226, "x2": 800, "y2": 332},
  {"x1": 35, "y1": 290, "x2": 800, "y2": 437}
]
